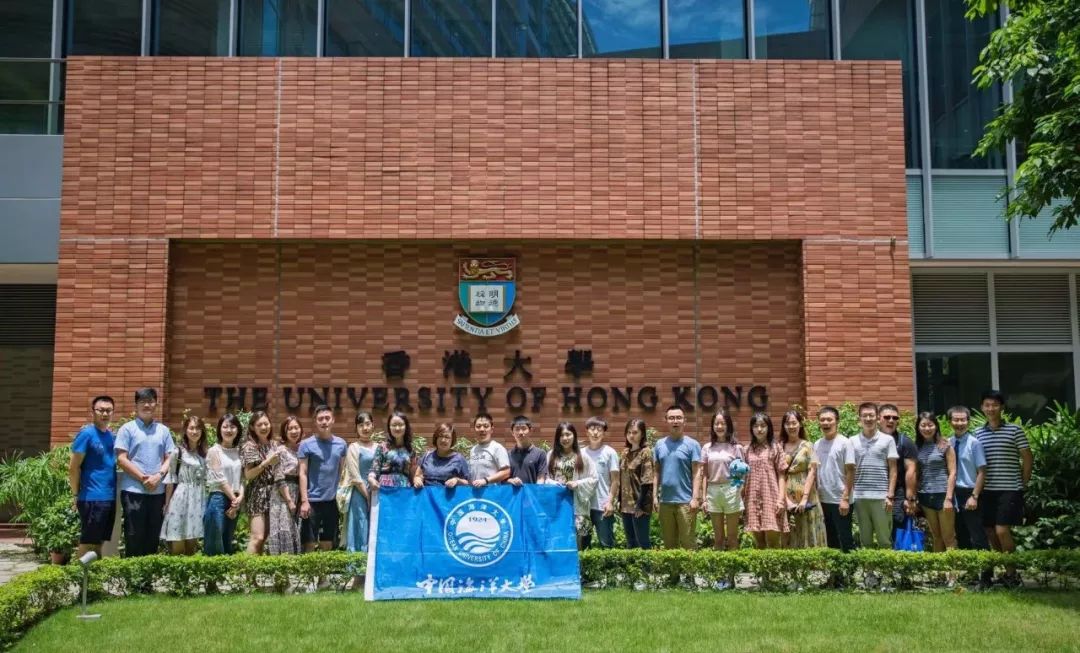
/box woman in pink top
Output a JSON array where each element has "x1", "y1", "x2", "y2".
[
  {"x1": 697, "y1": 409, "x2": 744, "y2": 551},
  {"x1": 743, "y1": 413, "x2": 788, "y2": 549}
]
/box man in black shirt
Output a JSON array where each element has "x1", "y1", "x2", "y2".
[
  {"x1": 507, "y1": 416, "x2": 547, "y2": 485},
  {"x1": 879, "y1": 403, "x2": 918, "y2": 539}
]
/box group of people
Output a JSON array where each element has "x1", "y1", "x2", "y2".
[{"x1": 67, "y1": 387, "x2": 1032, "y2": 586}]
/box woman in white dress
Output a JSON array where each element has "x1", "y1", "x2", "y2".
[{"x1": 162, "y1": 415, "x2": 208, "y2": 555}]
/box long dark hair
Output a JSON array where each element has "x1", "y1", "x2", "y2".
[
  {"x1": 748, "y1": 413, "x2": 775, "y2": 450},
  {"x1": 216, "y1": 413, "x2": 243, "y2": 448},
  {"x1": 549, "y1": 422, "x2": 584, "y2": 476},
  {"x1": 710, "y1": 408, "x2": 736, "y2": 445},
  {"x1": 179, "y1": 415, "x2": 208, "y2": 458},
  {"x1": 623, "y1": 418, "x2": 648, "y2": 453},
  {"x1": 915, "y1": 411, "x2": 942, "y2": 447},
  {"x1": 386, "y1": 411, "x2": 413, "y2": 452},
  {"x1": 778, "y1": 410, "x2": 805, "y2": 445}
]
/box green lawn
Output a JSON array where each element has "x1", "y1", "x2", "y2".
[{"x1": 14, "y1": 590, "x2": 1080, "y2": 653}]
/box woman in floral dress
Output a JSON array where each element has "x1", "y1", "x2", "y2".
[
  {"x1": 241, "y1": 410, "x2": 279, "y2": 554},
  {"x1": 267, "y1": 415, "x2": 302, "y2": 555},
  {"x1": 546, "y1": 422, "x2": 597, "y2": 550},
  {"x1": 779, "y1": 410, "x2": 828, "y2": 548},
  {"x1": 161, "y1": 415, "x2": 208, "y2": 555},
  {"x1": 743, "y1": 413, "x2": 788, "y2": 549},
  {"x1": 368, "y1": 411, "x2": 415, "y2": 489}
]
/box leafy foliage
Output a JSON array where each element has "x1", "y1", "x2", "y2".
[{"x1": 967, "y1": 0, "x2": 1080, "y2": 233}]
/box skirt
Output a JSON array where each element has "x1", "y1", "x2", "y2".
[
  {"x1": 161, "y1": 482, "x2": 207, "y2": 542},
  {"x1": 345, "y1": 490, "x2": 370, "y2": 553},
  {"x1": 267, "y1": 479, "x2": 301, "y2": 555}
]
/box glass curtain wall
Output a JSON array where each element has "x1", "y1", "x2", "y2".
[
  {"x1": 754, "y1": 0, "x2": 831, "y2": 59},
  {"x1": 239, "y1": 0, "x2": 318, "y2": 55},
  {"x1": 410, "y1": 0, "x2": 492, "y2": 56},
  {"x1": 495, "y1": 0, "x2": 578, "y2": 57},
  {"x1": 581, "y1": 0, "x2": 661, "y2": 58},
  {"x1": 668, "y1": 0, "x2": 746, "y2": 59},
  {"x1": 65, "y1": 0, "x2": 143, "y2": 55},
  {"x1": 325, "y1": 0, "x2": 406, "y2": 56},
  {"x1": 0, "y1": 0, "x2": 58, "y2": 133},
  {"x1": 153, "y1": 0, "x2": 233, "y2": 55}
]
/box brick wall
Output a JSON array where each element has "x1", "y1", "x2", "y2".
[{"x1": 53, "y1": 57, "x2": 912, "y2": 445}]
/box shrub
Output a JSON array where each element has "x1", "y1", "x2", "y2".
[
  {"x1": 27, "y1": 500, "x2": 80, "y2": 558},
  {"x1": 0, "y1": 448, "x2": 73, "y2": 555}
]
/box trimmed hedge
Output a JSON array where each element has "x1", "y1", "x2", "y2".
[{"x1": 2, "y1": 550, "x2": 1079, "y2": 648}]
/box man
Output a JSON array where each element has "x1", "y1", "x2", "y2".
[
  {"x1": 811, "y1": 405, "x2": 855, "y2": 553},
  {"x1": 583, "y1": 416, "x2": 620, "y2": 549},
  {"x1": 850, "y1": 402, "x2": 898, "y2": 549},
  {"x1": 974, "y1": 390, "x2": 1033, "y2": 586},
  {"x1": 468, "y1": 412, "x2": 510, "y2": 488},
  {"x1": 114, "y1": 388, "x2": 175, "y2": 557},
  {"x1": 507, "y1": 415, "x2": 546, "y2": 485},
  {"x1": 652, "y1": 406, "x2": 702, "y2": 550},
  {"x1": 949, "y1": 405, "x2": 992, "y2": 586},
  {"x1": 68, "y1": 395, "x2": 118, "y2": 559},
  {"x1": 877, "y1": 403, "x2": 918, "y2": 539},
  {"x1": 298, "y1": 405, "x2": 348, "y2": 552}
]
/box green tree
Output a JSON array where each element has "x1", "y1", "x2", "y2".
[{"x1": 967, "y1": 0, "x2": 1080, "y2": 233}]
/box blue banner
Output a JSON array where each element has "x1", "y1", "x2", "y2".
[{"x1": 364, "y1": 484, "x2": 581, "y2": 600}]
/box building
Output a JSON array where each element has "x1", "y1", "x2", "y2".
[{"x1": 0, "y1": 0, "x2": 1077, "y2": 455}]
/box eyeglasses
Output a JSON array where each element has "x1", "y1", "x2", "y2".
[
  {"x1": 881, "y1": 416, "x2": 899, "y2": 421},
  {"x1": 93, "y1": 408, "x2": 114, "y2": 415}
]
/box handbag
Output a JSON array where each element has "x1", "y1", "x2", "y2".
[{"x1": 893, "y1": 516, "x2": 925, "y2": 552}]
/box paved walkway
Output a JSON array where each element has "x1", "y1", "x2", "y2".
[{"x1": 0, "y1": 541, "x2": 42, "y2": 584}]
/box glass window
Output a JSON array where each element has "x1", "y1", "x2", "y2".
[
  {"x1": 915, "y1": 352, "x2": 992, "y2": 417},
  {"x1": 153, "y1": 0, "x2": 232, "y2": 55},
  {"x1": 668, "y1": 0, "x2": 745, "y2": 59},
  {"x1": 754, "y1": 0, "x2": 831, "y2": 59},
  {"x1": 0, "y1": 62, "x2": 51, "y2": 102},
  {"x1": 998, "y1": 352, "x2": 1076, "y2": 423},
  {"x1": 0, "y1": 0, "x2": 53, "y2": 57},
  {"x1": 0, "y1": 106, "x2": 48, "y2": 134},
  {"x1": 581, "y1": 0, "x2": 661, "y2": 58},
  {"x1": 239, "y1": 0, "x2": 317, "y2": 56},
  {"x1": 66, "y1": 0, "x2": 142, "y2": 55},
  {"x1": 925, "y1": 0, "x2": 1003, "y2": 169},
  {"x1": 325, "y1": 0, "x2": 405, "y2": 56},
  {"x1": 840, "y1": 0, "x2": 919, "y2": 167},
  {"x1": 495, "y1": 0, "x2": 577, "y2": 58},
  {"x1": 410, "y1": 0, "x2": 492, "y2": 57}
]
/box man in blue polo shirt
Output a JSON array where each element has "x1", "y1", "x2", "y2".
[
  {"x1": 68, "y1": 395, "x2": 118, "y2": 559},
  {"x1": 949, "y1": 405, "x2": 992, "y2": 587},
  {"x1": 114, "y1": 388, "x2": 175, "y2": 557},
  {"x1": 652, "y1": 406, "x2": 702, "y2": 550}
]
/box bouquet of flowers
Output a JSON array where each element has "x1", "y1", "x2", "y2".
[{"x1": 728, "y1": 459, "x2": 749, "y2": 488}]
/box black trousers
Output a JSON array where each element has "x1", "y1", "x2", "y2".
[
  {"x1": 954, "y1": 487, "x2": 990, "y2": 550},
  {"x1": 821, "y1": 502, "x2": 855, "y2": 553},
  {"x1": 121, "y1": 491, "x2": 165, "y2": 557}
]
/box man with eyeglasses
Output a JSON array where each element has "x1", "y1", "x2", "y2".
[
  {"x1": 114, "y1": 387, "x2": 175, "y2": 557},
  {"x1": 68, "y1": 395, "x2": 118, "y2": 559},
  {"x1": 877, "y1": 403, "x2": 918, "y2": 541}
]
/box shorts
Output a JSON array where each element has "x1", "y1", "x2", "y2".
[
  {"x1": 301, "y1": 500, "x2": 340, "y2": 545},
  {"x1": 980, "y1": 489, "x2": 1025, "y2": 528},
  {"x1": 77, "y1": 499, "x2": 116, "y2": 545},
  {"x1": 705, "y1": 483, "x2": 743, "y2": 515},
  {"x1": 918, "y1": 492, "x2": 946, "y2": 512}
]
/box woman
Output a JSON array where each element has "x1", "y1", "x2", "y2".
[
  {"x1": 413, "y1": 423, "x2": 470, "y2": 487},
  {"x1": 697, "y1": 408, "x2": 744, "y2": 551},
  {"x1": 342, "y1": 412, "x2": 377, "y2": 554},
  {"x1": 240, "y1": 410, "x2": 279, "y2": 554},
  {"x1": 779, "y1": 410, "x2": 827, "y2": 549},
  {"x1": 916, "y1": 412, "x2": 957, "y2": 551},
  {"x1": 743, "y1": 413, "x2": 788, "y2": 549},
  {"x1": 267, "y1": 415, "x2": 303, "y2": 555},
  {"x1": 546, "y1": 422, "x2": 597, "y2": 550},
  {"x1": 161, "y1": 415, "x2": 208, "y2": 555},
  {"x1": 368, "y1": 411, "x2": 415, "y2": 489},
  {"x1": 204, "y1": 413, "x2": 244, "y2": 556},
  {"x1": 617, "y1": 418, "x2": 654, "y2": 550}
]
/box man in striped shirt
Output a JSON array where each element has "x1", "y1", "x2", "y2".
[
  {"x1": 974, "y1": 389, "x2": 1034, "y2": 587},
  {"x1": 851, "y1": 402, "x2": 898, "y2": 549}
]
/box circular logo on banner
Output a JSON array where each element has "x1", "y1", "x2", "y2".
[{"x1": 444, "y1": 499, "x2": 514, "y2": 568}]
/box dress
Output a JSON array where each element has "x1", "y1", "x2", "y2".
[
  {"x1": 241, "y1": 439, "x2": 274, "y2": 515},
  {"x1": 161, "y1": 448, "x2": 208, "y2": 541},
  {"x1": 372, "y1": 443, "x2": 413, "y2": 488},
  {"x1": 344, "y1": 442, "x2": 376, "y2": 552},
  {"x1": 546, "y1": 453, "x2": 597, "y2": 537},
  {"x1": 744, "y1": 443, "x2": 790, "y2": 533},
  {"x1": 783, "y1": 440, "x2": 828, "y2": 547},
  {"x1": 267, "y1": 444, "x2": 301, "y2": 555}
]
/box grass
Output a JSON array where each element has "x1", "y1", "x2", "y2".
[{"x1": 14, "y1": 590, "x2": 1080, "y2": 653}]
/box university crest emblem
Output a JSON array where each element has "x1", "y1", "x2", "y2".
[{"x1": 453, "y1": 258, "x2": 521, "y2": 337}]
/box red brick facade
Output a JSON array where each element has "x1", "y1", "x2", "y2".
[{"x1": 52, "y1": 57, "x2": 912, "y2": 445}]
